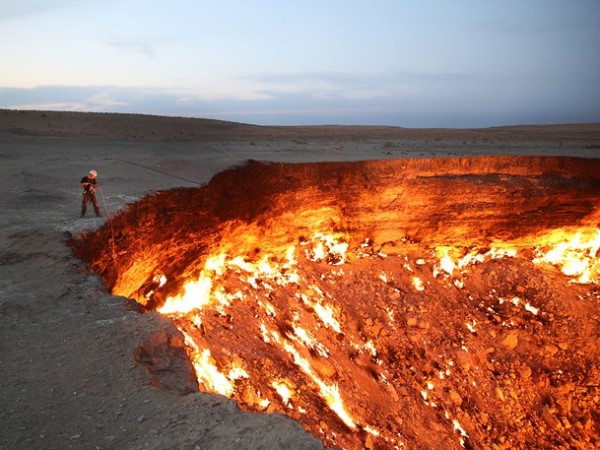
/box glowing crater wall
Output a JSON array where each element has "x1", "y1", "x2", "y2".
[
  {"x1": 72, "y1": 156, "x2": 600, "y2": 449},
  {"x1": 74, "y1": 156, "x2": 600, "y2": 307}
]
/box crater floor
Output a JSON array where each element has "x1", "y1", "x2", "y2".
[{"x1": 75, "y1": 156, "x2": 600, "y2": 449}]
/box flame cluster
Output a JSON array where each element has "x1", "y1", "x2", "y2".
[
  {"x1": 158, "y1": 233, "x2": 369, "y2": 437},
  {"x1": 532, "y1": 228, "x2": 600, "y2": 284},
  {"x1": 149, "y1": 226, "x2": 599, "y2": 449},
  {"x1": 431, "y1": 227, "x2": 600, "y2": 286}
]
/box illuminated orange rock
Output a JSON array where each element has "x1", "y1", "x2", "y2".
[
  {"x1": 75, "y1": 156, "x2": 600, "y2": 303},
  {"x1": 73, "y1": 156, "x2": 600, "y2": 450}
]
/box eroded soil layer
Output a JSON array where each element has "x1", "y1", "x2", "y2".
[{"x1": 73, "y1": 156, "x2": 600, "y2": 449}]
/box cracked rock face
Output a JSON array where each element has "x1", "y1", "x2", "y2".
[{"x1": 73, "y1": 156, "x2": 600, "y2": 449}]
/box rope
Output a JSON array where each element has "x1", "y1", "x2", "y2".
[
  {"x1": 115, "y1": 158, "x2": 203, "y2": 186},
  {"x1": 88, "y1": 160, "x2": 202, "y2": 262},
  {"x1": 97, "y1": 185, "x2": 117, "y2": 260}
]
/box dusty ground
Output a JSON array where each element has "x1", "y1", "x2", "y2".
[{"x1": 1, "y1": 109, "x2": 600, "y2": 449}]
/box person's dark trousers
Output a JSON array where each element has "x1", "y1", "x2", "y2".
[{"x1": 81, "y1": 192, "x2": 101, "y2": 217}]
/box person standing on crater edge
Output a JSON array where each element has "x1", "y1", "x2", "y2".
[{"x1": 80, "y1": 169, "x2": 102, "y2": 218}]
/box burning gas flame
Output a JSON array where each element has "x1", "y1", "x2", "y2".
[
  {"x1": 430, "y1": 227, "x2": 600, "y2": 284},
  {"x1": 532, "y1": 228, "x2": 600, "y2": 283},
  {"x1": 156, "y1": 235, "x2": 362, "y2": 433},
  {"x1": 158, "y1": 255, "x2": 225, "y2": 314},
  {"x1": 182, "y1": 332, "x2": 235, "y2": 396},
  {"x1": 150, "y1": 227, "x2": 599, "y2": 449}
]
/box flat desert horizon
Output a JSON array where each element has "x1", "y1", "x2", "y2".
[
  {"x1": 3, "y1": 108, "x2": 600, "y2": 141},
  {"x1": 1, "y1": 109, "x2": 600, "y2": 449}
]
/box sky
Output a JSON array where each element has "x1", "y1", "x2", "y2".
[{"x1": 1, "y1": 0, "x2": 599, "y2": 128}]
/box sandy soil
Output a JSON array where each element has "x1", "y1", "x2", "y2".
[{"x1": 1, "y1": 109, "x2": 599, "y2": 450}]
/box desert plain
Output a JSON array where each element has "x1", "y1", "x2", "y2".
[{"x1": 1, "y1": 109, "x2": 600, "y2": 449}]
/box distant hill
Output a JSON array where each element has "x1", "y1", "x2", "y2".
[{"x1": 1, "y1": 109, "x2": 599, "y2": 143}]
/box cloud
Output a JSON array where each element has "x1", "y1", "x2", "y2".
[
  {"x1": 0, "y1": 86, "x2": 140, "y2": 114},
  {"x1": 0, "y1": 1, "x2": 67, "y2": 21},
  {"x1": 8, "y1": 102, "x2": 89, "y2": 111},
  {"x1": 108, "y1": 37, "x2": 161, "y2": 60},
  {"x1": 242, "y1": 70, "x2": 490, "y2": 102},
  {"x1": 0, "y1": 0, "x2": 105, "y2": 22},
  {"x1": 1, "y1": 83, "x2": 598, "y2": 128}
]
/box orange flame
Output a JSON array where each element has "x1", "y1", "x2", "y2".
[
  {"x1": 532, "y1": 228, "x2": 600, "y2": 283},
  {"x1": 430, "y1": 228, "x2": 600, "y2": 284},
  {"x1": 157, "y1": 234, "x2": 361, "y2": 431},
  {"x1": 153, "y1": 226, "x2": 599, "y2": 449}
]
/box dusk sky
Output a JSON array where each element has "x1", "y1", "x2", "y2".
[{"x1": 1, "y1": 0, "x2": 599, "y2": 127}]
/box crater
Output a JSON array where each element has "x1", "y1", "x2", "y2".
[{"x1": 72, "y1": 156, "x2": 600, "y2": 449}]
